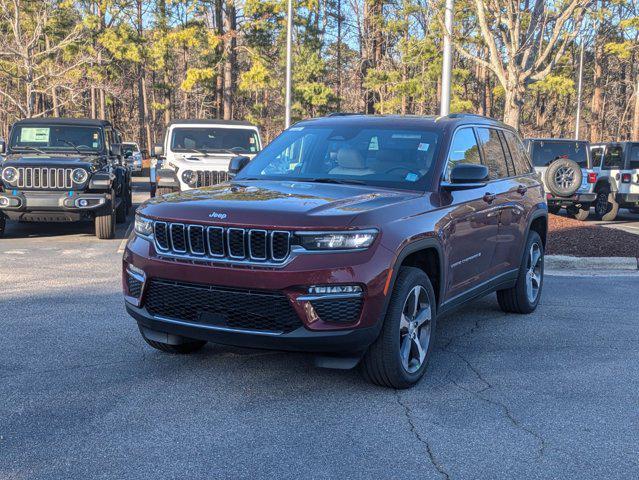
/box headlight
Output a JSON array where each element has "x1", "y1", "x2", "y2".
[
  {"x1": 182, "y1": 170, "x2": 196, "y2": 186},
  {"x1": 2, "y1": 166, "x2": 18, "y2": 184},
  {"x1": 72, "y1": 168, "x2": 88, "y2": 184},
  {"x1": 297, "y1": 230, "x2": 378, "y2": 250},
  {"x1": 134, "y1": 214, "x2": 154, "y2": 238}
]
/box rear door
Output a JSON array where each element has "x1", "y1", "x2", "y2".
[
  {"x1": 441, "y1": 127, "x2": 500, "y2": 301},
  {"x1": 623, "y1": 143, "x2": 639, "y2": 198}
]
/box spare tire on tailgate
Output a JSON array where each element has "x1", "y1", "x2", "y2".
[{"x1": 544, "y1": 158, "x2": 582, "y2": 197}]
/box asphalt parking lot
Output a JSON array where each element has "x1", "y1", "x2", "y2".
[{"x1": 1, "y1": 181, "x2": 638, "y2": 479}]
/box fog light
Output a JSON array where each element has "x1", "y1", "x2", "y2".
[
  {"x1": 308, "y1": 285, "x2": 362, "y2": 295},
  {"x1": 78, "y1": 199, "x2": 89, "y2": 207},
  {"x1": 0, "y1": 196, "x2": 9, "y2": 206}
]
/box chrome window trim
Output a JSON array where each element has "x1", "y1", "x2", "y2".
[
  {"x1": 187, "y1": 224, "x2": 206, "y2": 255},
  {"x1": 248, "y1": 229, "x2": 268, "y2": 261},
  {"x1": 206, "y1": 226, "x2": 225, "y2": 257},
  {"x1": 227, "y1": 227, "x2": 246, "y2": 259},
  {"x1": 169, "y1": 223, "x2": 187, "y2": 253}
]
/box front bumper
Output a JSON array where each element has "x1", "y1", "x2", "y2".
[
  {"x1": 122, "y1": 235, "x2": 393, "y2": 354},
  {"x1": 0, "y1": 190, "x2": 108, "y2": 212}
]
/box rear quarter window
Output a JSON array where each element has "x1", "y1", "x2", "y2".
[{"x1": 475, "y1": 127, "x2": 510, "y2": 179}]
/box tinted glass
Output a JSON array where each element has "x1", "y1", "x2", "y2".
[
  {"x1": 445, "y1": 128, "x2": 480, "y2": 180},
  {"x1": 236, "y1": 126, "x2": 442, "y2": 191},
  {"x1": 476, "y1": 127, "x2": 509, "y2": 179},
  {"x1": 591, "y1": 147, "x2": 604, "y2": 168},
  {"x1": 170, "y1": 128, "x2": 260, "y2": 154},
  {"x1": 628, "y1": 145, "x2": 639, "y2": 169},
  {"x1": 603, "y1": 146, "x2": 623, "y2": 169},
  {"x1": 531, "y1": 140, "x2": 588, "y2": 168},
  {"x1": 503, "y1": 131, "x2": 532, "y2": 175},
  {"x1": 9, "y1": 125, "x2": 104, "y2": 153}
]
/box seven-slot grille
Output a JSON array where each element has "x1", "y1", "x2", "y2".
[
  {"x1": 195, "y1": 170, "x2": 229, "y2": 187},
  {"x1": 153, "y1": 221, "x2": 291, "y2": 263},
  {"x1": 16, "y1": 167, "x2": 74, "y2": 189}
]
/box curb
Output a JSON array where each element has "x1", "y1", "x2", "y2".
[{"x1": 545, "y1": 255, "x2": 638, "y2": 274}]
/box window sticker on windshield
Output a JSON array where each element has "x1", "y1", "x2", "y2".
[
  {"x1": 405, "y1": 173, "x2": 419, "y2": 182},
  {"x1": 20, "y1": 127, "x2": 50, "y2": 143},
  {"x1": 392, "y1": 133, "x2": 421, "y2": 139},
  {"x1": 369, "y1": 136, "x2": 379, "y2": 151},
  {"x1": 93, "y1": 133, "x2": 99, "y2": 140},
  {"x1": 92, "y1": 142, "x2": 98, "y2": 148},
  {"x1": 418, "y1": 142, "x2": 430, "y2": 152}
]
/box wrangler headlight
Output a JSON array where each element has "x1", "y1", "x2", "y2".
[
  {"x1": 134, "y1": 214, "x2": 154, "y2": 238},
  {"x1": 297, "y1": 230, "x2": 378, "y2": 251},
  {"x1": 72, "y1": 168, "x2": 89, "y2": 184},
  {"x1": 2, "y1": 166, "x2": 18, "y2": 184}
]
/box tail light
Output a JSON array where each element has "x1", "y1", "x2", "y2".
[
  {"x1": 587, "y1": 172, "x2": 597, "y2": 183},
  {"x1": 622, "y1": 173, "x2": 631, "y2": 183}
]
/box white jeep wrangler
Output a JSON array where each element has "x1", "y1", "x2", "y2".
[
  {"x1": 590, "y1": 142, "x2": 639, "y2": 221},
  {"x1": 152, "y1": 120, "x2": 262, "y2": 195},
  {"x1": 524, "y1": 138, "x2": 597, "y2": 220}
]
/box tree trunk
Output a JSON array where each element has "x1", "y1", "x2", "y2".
[
  {"x1": 222, "y1": 0, "x2": 236, "y2": 120},
  {"x1": 503, "y1": 87, "x2": 524, "y2": 130},
  {"x1": 633, "y1": 72, "x2": 639, "y2": 141},
  {"x1": 590, "y1": 0, "x2": 605, "y2": 142},
  {"x1": 215, "y1": 0, "x2": 224, "y2": 118}
]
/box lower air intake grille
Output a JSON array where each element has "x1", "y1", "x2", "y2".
[
  {"x1": 311, "y1": 298, "x2": 363, "y2": 324},
  {"x1": 145, "y1": 279, "x2": 303, "y2": 333},
  {"x1": 126, "y1": 274, "x2": 143, "y2": 298}
]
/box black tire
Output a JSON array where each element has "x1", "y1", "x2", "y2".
[
  {"x1": 629, "y1": 207, "x2": 639, "y2": 214},
  {"x1": 156, "y1": 186, "x2": 176, "y2": 196},
  {"x1": 95, "y1": 195, "x2": 115, "y2": 239},
  {"x1": 0, "y1": 213, "x2": 5, "y2": 237},
  {"x1": 594, "y1": 191, "x2": 619, "y2": 221},
  {"x1": 139, "y1": 327, "x2": 207, "y2": 354},
  {"x1": 566, "y1": 204, "x2": 590, "y2": 221},
  {"x1": 115, "y1": 195, "x2": 127, "y2": 223},
  {"x1": 361, "y1": 267, "x2": 437, "y2": 389},
  {"x1": 544, "y1": 158, "x2": 582, "y2": 197},
  {"x1": 497, "y1": 231, "x2": 544, "y2": 314},
  {"x1": 548, "y1": 205, "x2": 561, "y2": 215}
]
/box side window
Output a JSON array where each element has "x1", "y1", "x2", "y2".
[
  {"x1": 628, "y1": 146, "x2": 639, "y2": 170},
  {"x1": 445, "y1": 128, "x2": 481, "y2": 180},
  {"x1": 503, "y1": 131, "x2": 533, "y2": 175},
  {"x1": 603, "y1": 146, "x2": 623, "y2": 169},
  {"x1": 591, "y1": 147, "x2": 603, "y2": 168},
  {"x1": 476, "y1": 127, "x2": 510, "y2": 179}
]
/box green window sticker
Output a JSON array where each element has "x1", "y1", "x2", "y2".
[{"x1": 21, "y1": 127, "x2": 50, "y2": 143}]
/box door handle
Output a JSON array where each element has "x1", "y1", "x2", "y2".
[
  {"x1": 517, "y1": 185, "x2": 528, "y2": 195},
  {"x1": 483, "y1": 192, "x2": 496, "y2": 203}
]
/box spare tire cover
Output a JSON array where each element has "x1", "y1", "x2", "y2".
[{"x1": 544, "y1": 158, "x2": 583, "y2": 197}]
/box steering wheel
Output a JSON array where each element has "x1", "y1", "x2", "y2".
[{"x1": 385, "y1": 166, "x2": 420, "y2": 177}]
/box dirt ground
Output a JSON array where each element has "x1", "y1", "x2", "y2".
[{"x1": 547, "y1": 214, "x2": 639, "y2": 257}]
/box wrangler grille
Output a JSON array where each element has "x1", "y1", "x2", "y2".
[
  {"x1": 153, "y1": 221, "x2": 291, "y2": 263},
  {"x1": 16, "y1": 167, "x2": 74, "y2": 189},
  {"x1": 145, "y1": 279, "x2": 302, "y2": 333},
  {"x1": 195, "y1": 170, "x2": 229, "y2": 187}
]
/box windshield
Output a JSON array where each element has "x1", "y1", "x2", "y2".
[
  {"x1": 235, "y1": 125, "x2": 441, "y2": 191},
  {"x1": 530, "y1": 140, "x2": 589, "y2": 168},
  {"x1": 9, "y1": 125, "x2": 104, "y2": 153},
  {"x1": 123, "y1": 142, "x2": 140, "y2": 153},
  {"x1": 170, "y1": 127, "x2": 260, "y2": 154}
]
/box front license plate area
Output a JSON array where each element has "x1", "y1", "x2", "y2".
[{"x1": 198, "y1": 312, "x2": 228, "y2": 326}]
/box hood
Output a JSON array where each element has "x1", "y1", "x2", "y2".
[
  {"x1": 169, "y1": 152, "x2": 257, "y2": 165},
  {"x1": 2, "y1": 153, "x2": 100, "y2": 170},
  {"x1": 139, "y1": 180, "x2": 424, "y2": 228}
]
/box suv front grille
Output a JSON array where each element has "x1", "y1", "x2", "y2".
[
  {"x1": 145, "y1": 279, "x2": 302, "y2": 333},
  {"x1": 195, "y1": 170, "x2": 229, "y2": 187},
  {"x1": 311, "y1": 298, "x2": 363, "y2": 324},
  {"x1": 153, "y1": 221, "x2": 291, "y2": 263},
  {"x1": 17, "y1": 167, "x2": 73, "y2": 189}
]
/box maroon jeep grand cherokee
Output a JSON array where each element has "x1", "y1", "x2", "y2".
[{"x1": 123, "y1": 114, "x2": 547, "y2": 388}]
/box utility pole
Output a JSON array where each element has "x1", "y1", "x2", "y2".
[
  {"x1": 575, "y1": 40, "x2": 585, "y2": 140},
  {"x1": 440, "y1": 0, "x2": 454, "y2": 116},
  {"x1": 285, "y1": 0, "x2": 293, "y2": 129}
]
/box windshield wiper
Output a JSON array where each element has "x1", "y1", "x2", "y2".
[
  {"x1": 17, "y1": 145, "x2": 46, "y2": 155},
  {"x1": 303, "y1": 177, "x2": 367, "y2": 185},
  {"x1": 58, "y1": 140, "x2": 81, "y2": 154}
]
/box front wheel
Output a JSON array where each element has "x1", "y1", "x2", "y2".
[
  {"x1": 361, "y1": 267, "x2": 437, "y2": 389},
  {"x1": 566, "y1": 204, "x2": 590, "y2": 221},
  {"x1": 497, "y1": 231, "x2": 544, "y2": 314},
  {"x1": 594, "y1": 191, "x2": 619, "y2": 221},
  {"x1": 95, "y1": 197, "x2": 115, "y2": 239}
]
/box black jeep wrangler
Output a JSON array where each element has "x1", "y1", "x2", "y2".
[{"x1": 0, "y1": 118, "x2": 132, "y2": 239}]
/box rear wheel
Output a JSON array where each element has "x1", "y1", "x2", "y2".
[
  {"x1": 361, "y1": 267, "x2": 436, "y2": 389},
  {"x1": 594, "y1": 191, "x2": 619, "y2": 221},
  {"x1": 115, "y1": 194, "x2": 127, "y2": 223},
  {"x1": 497, "y1": 231, "x2": 544, "y2": 314},
  {"x1": 548, "y1": 205, "x2": 561, "y2": 215},
  {"x1": 139, "y1": 327, "x2": 207, "y2": 354},
  {"x1": 566, "y1": 204, "x2": 590, "y2": 221}
]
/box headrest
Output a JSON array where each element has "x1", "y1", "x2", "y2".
[{"x1": 337, "y1": 148, "x2": 365, "y2": 169}]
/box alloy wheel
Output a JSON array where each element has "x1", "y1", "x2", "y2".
[
  {"x1": 526, "y1": 243, "x2": 543, "y2": 303},
  {"x1": 399, "y1": 285, "x2": 432, "y2": 374},
  {"x1": 554, "y1": 166, "x2": 575, "y2": 190}
]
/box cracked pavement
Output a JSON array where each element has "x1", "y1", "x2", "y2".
[{"x1": 1, "y1": 190, "x2": 638, "y2": 479}]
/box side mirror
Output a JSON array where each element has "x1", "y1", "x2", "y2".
[
  {"x1": 228, "y1": 155, "x2": 250, "y2": 177},
  {"x1": 0, "y1": 140, "x2": 5, "y2": 154},
  {"x1": 111, "y1": 143, "x2": 122, "y2": 157},
  {"x1": 441, "y1": 164, "x2": 489, "y2": 191},
  {"x1": 153, "y1": 144, "x2": 164, "y2": 158}
]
